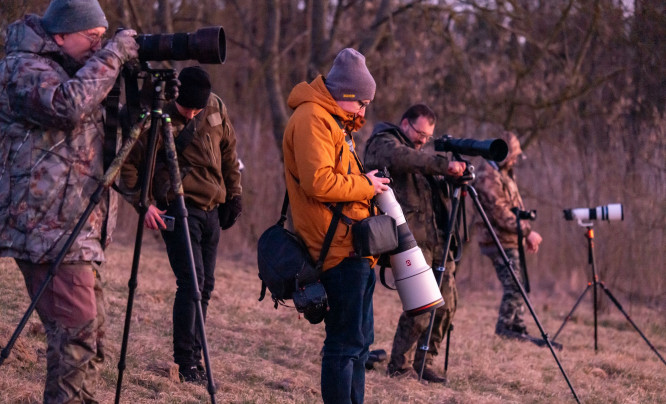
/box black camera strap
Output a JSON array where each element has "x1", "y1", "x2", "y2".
[
  {"x1": 174, "y1": 109, "x2": 207, "y2": 154},
  {"x1": 278, "y1": 191, "x2": 345, "y2": 273},
  {"x1": 512, "y1": 208, "x2": 531, "y2": 294}
]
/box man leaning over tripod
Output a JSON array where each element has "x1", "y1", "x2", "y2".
[
  {"x1": 0, "y1": 0, "x2": 138, "y2": 401},
  {"x1": 475, "y1": 131, "x2": 542, "y2": 340},
  {"x1": 364, "y1": 104, "x2": 466, "y2": 383},
  {"x1": 120, "y1": 66, "x2": 242, "y2": 384}
]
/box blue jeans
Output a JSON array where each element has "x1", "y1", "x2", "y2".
[{"x1": 320, "y1": 258, "x2": 375, "y2": 404}]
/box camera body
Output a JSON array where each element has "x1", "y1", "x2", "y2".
[
  {"x1": 292, "y1": 282, "x2": 328, "y2": 324},
  {"x1": 563, "y1": 203, "x2": 623, "y2": 223},
  {"x1": 511, "y1": 208, "x2": 537, "y2": 221},
  {"x1": 434, "y1": 135, "x2": 508, "y2": 162}
]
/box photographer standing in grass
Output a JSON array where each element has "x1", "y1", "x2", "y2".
[
  {"x1": 364, "y1": 104, "x2": 465, "y2": 383},
  {"x1": 475, "y1": 131, "x2": 542, "y2": 341},
  {"x1": 282, "y1": 48, "x2": 389, "y2": 404},
  {"x1": 0, "y1": 0, "x2": 138, "y2": 401},
  {"x1": 120, "y1": 66, "x2": 242, "y2": 384}
]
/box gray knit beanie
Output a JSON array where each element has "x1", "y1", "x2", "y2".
[
  {"x1": 325, "y1": 48, "x2": 376, "y2": 101},
  {"x1": 41, "y1": 0, "x2": 109, "y2": 34}
]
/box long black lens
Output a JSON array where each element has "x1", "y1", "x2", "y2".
[
  {"x1": 434, "y1": 136, "x2": 508, "y2": 161},
  {"x1": 136, "y1": 26, "x2": 226, "y2": 64}
]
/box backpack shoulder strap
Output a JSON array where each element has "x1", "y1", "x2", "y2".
[{"x1": 174, "y1": 109, "x2": 207, "y2": 153}]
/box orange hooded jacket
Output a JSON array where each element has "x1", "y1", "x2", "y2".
[{"x1": 282, "y1": 75, "x2": 376, "y2": 271}]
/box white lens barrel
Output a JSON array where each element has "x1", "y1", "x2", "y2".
[
  {"x1": 570, "y1": 207, "x2": 591, "y2": 221},
  {"x1": 376, "y1": 186, "x2": 444, "y2": 315},
  {"x1": 375, "y1": 188, "x2": 406, "y2": 226},
  {"x1": 389, "y1": 247, "x2": 444, "y2": 316},
  {"x1": 598, "y1": 203, "x2": 623, "y2": 221}
]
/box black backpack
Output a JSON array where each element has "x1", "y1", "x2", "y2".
[{"x1": 257, "y1": 192, "x2": 344, "y2": 322}]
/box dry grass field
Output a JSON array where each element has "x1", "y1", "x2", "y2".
[{"x1": 1, "y1": 236, "x2": 665, "y2": 404}]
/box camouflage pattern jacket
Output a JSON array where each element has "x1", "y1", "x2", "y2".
[
  {"x1": 364, "y1": 122, "x2": 452, "y2": 265},
  {"x1": 120, "y1": 94, "x2": 242, "y2": 211},
  {"x1": 474, "y1": 160, "x2": 531, "y2": 254},
  {"x1": 0, "y1": 15, "x2": 126, "y2": 263}
]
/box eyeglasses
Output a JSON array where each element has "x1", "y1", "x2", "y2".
[
  {"x1": 357, "y1": 100, "x2": 370, "y2": 111},
  {"x1": 407, "y1": 120, "x2": 433, "y2": 142},
  {"x1": 76, "y1": 31, "x2": 105, "y2": 47}
]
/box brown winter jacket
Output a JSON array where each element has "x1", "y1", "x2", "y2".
[
  {"x1": 120, "y1": 94, "x2": 241, "y2": 211},
  {"x1": 474, "y1": 159, "x2": 531, "y2": 254},
  {"x1": 283, "y1": 75, "x2": 376, "y2": 271}
]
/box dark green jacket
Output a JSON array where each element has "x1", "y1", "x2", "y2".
[{"x1": 364, "y1": 122, "x2": 452, "y2": 265}]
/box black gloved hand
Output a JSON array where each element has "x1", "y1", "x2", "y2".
[{"x1": 218, "y1": 195, "x2": 242, "y2": 230}]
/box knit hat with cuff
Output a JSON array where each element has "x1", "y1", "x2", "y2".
[
  {"x1": 41, "y1": 0, "x2": 108, "y2": 34},
  {"x1": 325, "y1": 48, "x2": 376, "y2": 101}
]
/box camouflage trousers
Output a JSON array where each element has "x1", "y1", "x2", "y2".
[
  {"x1": 17, "y1": 260, "x2": 106, "y2": 404},
  {"x1": 484, "y1": 248, "x2": 527, "y2": 333},
  {"x1": 388, "y1": 259, "x2": 457, "y2": 372}
]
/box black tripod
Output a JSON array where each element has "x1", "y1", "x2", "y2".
[
  {"x1": 551, "y1": 223, "x2": 666, "y2": 366},
  {"x1": 416, "y1": 163, "x2": 580, "y2": 403},
  {"x1": 114, "y1": 69, "x2": 217, "y2": 403}
]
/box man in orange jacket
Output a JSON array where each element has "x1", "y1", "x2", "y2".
[{"x1": 282, "y1": 48, "x2": 389, "y2": 404}]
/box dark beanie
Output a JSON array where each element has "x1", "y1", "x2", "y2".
[
  {"x1": 176, "y1": 66, "x2": 212, "y2": 109},
  {"x1": 325, "y1": 48, "x2": 376, "y2": 101},
  {"x1": 41, "y1": 0, "x2": 108, "y2": 34}
]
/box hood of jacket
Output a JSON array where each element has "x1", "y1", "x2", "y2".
[{"x1": 287, "y1": 75, "x2": 366, "y2": 133}]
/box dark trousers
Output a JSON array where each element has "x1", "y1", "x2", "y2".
[
  {"x1": 320, "y1": 258, "x2": 375, "y2": 404},
  {"x1": 161, "y1": 204, "x2": 220, "y2": 368}
]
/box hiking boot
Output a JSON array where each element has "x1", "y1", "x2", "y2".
[
  {"x1": 179, "y1": 364, "x2": 206, "y2": 385},
  {"x1": 365, "y1": 349, "x2": 388, "y2": 370},
  {"x1": 419, "y1": 367, "x2": 447, "y2": 384},
  {"x1": 387, "y1": 364, "x2": 418, "y2": 380}
]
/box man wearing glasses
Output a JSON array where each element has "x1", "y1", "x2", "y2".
[
  {"x1": 0, "y1": 0, "x2": 138, "y2": 401},
  {"x1": 364, "y1": 104, "x2": 465, "y2": 384}
]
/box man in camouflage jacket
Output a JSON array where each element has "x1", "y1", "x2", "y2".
[
  {"x1": 475, "y1": 131, "x2": 542, "y2": 339},
  {"x1": 364, "y1": 104, "x2": 466, "y2": 384},
  {"x1": 0, "y1": 0, "x2": 138, "y2": 401},
  {"x1": 120, "y1": 66, "x2": 242, "y2": 384}
]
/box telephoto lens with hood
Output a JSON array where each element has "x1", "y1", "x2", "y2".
[
  {"x1": 434, "y1": 135, "x2": 508, "y2": 162},
  {"x1": 563, "y1": 203, "x2": 623, "y2": 222},
  {"x1": 375, "y1": 187, "x2": 444, "y2": 316},
  {"x1": 135, "y1": 26, "x2": 226, "y2": 64}
]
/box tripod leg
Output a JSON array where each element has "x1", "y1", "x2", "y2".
[
  {"x1": 444, "y1": 323, "x2": 452, "y2": 373},
  {"x1": 599, "y1": 282, "x2": 666, "y2": 366},
  {"x1": 417, "y1": 186, "x2": 464, "y2": 381},
  {"x1": 161, "y1": 115, "x2": 217, "y2": 402},
  {"x1": 0, "y1": 116, "x2": 146, "y2": 369},
  {"x1": 467, "y1": 185, "x2": 580, "y2": 403},
  {"x1": 416, "y1": 267, "x2": 443, "y2": 381},
  {"x1": 552, "y1": 284, "x2": 592, "y2": 342},
  {"x1": 115, "y1": 111, "x2": 162, "y2": 404}
]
